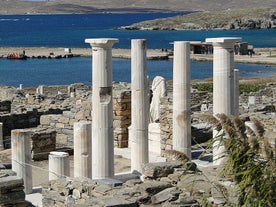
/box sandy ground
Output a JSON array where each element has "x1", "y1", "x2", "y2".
[{"x1": 1, "y1": 47, "x2": 276, "y2": 64}]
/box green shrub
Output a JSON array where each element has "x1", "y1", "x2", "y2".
[
  {"x1": 192, "y1": 83, "x2": 213, "y2": 92},
  {"x1": 192, "y1": 82, "x2": 265, "y2": 94},
  {"x1": 239, "y1": 84, "x2": 265, "y2": 94}
]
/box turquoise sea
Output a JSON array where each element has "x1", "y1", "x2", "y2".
[{"x1": 0, "y1": 13, "x2": 276, "y2": 87}]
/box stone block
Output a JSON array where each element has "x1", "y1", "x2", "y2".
[
  {"x1": 56, "y1": 134, "x2": 68, "y2": 146},
  {"x1": 39, "y1": 115, "x2": 50, "y2": 126},
  {"x1": 0, "y1": 190, "x2": 25, "y2": 205},
  {"x1": 142, "y1": 162, "x2": 183, "y2": 179},
  {"x1": 56, "y1": 123, "x2": 65, "y2": 128},
  {"x1": 151, "y1": 187, "x2": 181, "y2": 204},
  {"x1": 58, "y1": 116, "x2": 69, "y2": 124},
  {"x1": 137, "y1": 181, "x2": 172, "y2": 195},
  {"x1": 75, "y1": 111, "x2": 86, "y2": 120},
  {"x1": 0, "y1": 176, "x2": 24, "y2": 192},
  {"x1": 149, "y1": 123, "x2": 161, "y2": 155},
  {"x1": 94, "y1": 178, "x2": 123, "y2": 187},
  {"x1": 102, "y1": 196, "x2": 138, "y2": 207},
  {"x1": 115, "y1": 110, "x2": 131, "y2": 116}
]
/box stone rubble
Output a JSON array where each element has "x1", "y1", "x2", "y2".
[{"x1": 0, "y1": 78, "x2": 275, "y2": 206}]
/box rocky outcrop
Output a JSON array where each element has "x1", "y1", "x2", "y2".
[
  {"x1": 122, "y1": 8, "x2": 276, "y2": 31},
  {"x1": 41, "y1": 160, "x2": 239, "y2": 206}
]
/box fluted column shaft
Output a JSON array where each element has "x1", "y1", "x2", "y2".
[
  {"x1": 206, "y1": 37, "x2": 241, "y2": 116},
  {"x1": 85, "y1": 38, "x2": 118, "y2": 179},
  {"x1": 74, "y1": 121, "x2": 92, "y2": 178},
  {"x1": 49, "y1": 151, "x2": 70, "y2": 180},
  {"x1": 206, "y1": 37, "x2": 241, "y2": 165},
  {"x1": 131, "y1": 39, "x2": 149, "y2": 173},
  {"x1": 172, "y1": 41, "x2": 191, "y2": 159}
]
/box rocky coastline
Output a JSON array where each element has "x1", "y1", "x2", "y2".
[
  {"x1": 122, "y1": 8, "x2": 276, "y2": 31},
  {"x1": 1, "y1": 47, "x2": 276, "y2": 65}
]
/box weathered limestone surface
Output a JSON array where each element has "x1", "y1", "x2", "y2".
[
  {"x1": 159, "y1": 86, "x2": 213, "y2": 154},
  {"x1": 49, "y1": 151, "x2": 70, "y2": 181},
  {"x1": 11, "y1": 129, "x2": 33, "y2": 194},
  {"x1": 130, "y1": 39, "x2": 149, "y2": 173},
  {"x1": 73, "y1": 121, "x2": 92, "y2": 178},
  {"x1": 85, "y1": 38, "x2": 118, "y2": 179},
  {"x1": 0, "y1": 176, "x2": 25, "y2": 206},
  {"x1": 30, "y1": 127, "x2": 56, "y2": 161},
  {"x1": 206, "y1": 37, "x2": 242, "y2": 166},
  {"x1": 113, "y1": 86, "x2": 131, "y2": 148},
  {"x1": 173, "y1": 41, "x2": 191, "y2": 159},
  {"x1": 41, "y1": 160, "x2": 239, "y2": 206}
]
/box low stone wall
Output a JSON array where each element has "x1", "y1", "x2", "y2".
[{"x1": 0, "y1": 111, "x2": 40, "y2": 148}]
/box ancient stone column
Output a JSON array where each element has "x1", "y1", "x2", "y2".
[
  {"x1": 130, "y1": 39, "x2": 149, "y2": 173},
  {"x1": 0, "y1": 122, "x2": 3, "y2": 150},
  {"x1": 73, "y1": 121, "x2": 92, "y2": 178},
  {"x1": 11, "y1": 129, "x2": 33, "y2": 194},
  {"x1": 85, "y1": 38, "x2": 118, "y2": 179},
  {"x1": 206, "y1": 37, "x2": 241, "y2": 116},
  {"x1": 49, "y1": 151, "x2": 70, "y2": 181},
  {"x1": 205, "y1": 37, "x2": 241, "y2": 165},
  {"x1": 172, "y1": 41, "x2": 191, "y2": 159},
  {"x1": 37, "y1": 85, "x2": 44, "y2": 95},
  {"x1": 233, "y1": 69, "x2": 240, "y2": 116}
]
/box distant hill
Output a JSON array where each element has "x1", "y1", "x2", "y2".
[
  {"x1": 124, "y1": 8, "x2": 276, "y2": 30},
  {"x1": 0, "y1": 0, "x2": 276, "y2": 14}
]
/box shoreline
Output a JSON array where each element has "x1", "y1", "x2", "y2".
[{"x1": 1, "y1": 46, "x2": 276, "y2": 65}]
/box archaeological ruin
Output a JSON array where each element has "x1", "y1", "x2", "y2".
[{"x1": 0, "y1": 38, "x2": 275, "y2": 207}]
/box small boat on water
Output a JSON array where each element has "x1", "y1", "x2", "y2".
[{"x1": 7, "y1": 53, "x2": 27, "y2": 60}]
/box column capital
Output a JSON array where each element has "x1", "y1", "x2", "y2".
[
  {"x1": 205, "y1": 37, "x2": 241, "y2": 47},
  {"x1": 85, "y1": 38, "x2": 118, "y2": 48}
]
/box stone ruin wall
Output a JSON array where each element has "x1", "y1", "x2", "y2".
[
  {"x1": 0, "y1": 82, "x2": 275, "y2": 159},
  {"x1": 159, "y1": 82, "x2": 276, "y2": 157},
  {"x1": 39, "y1": 83, "x2": 131, "y2": 149},
  {"x1": 159, "y1": 86, "x2": 213, "y2": 155}
]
